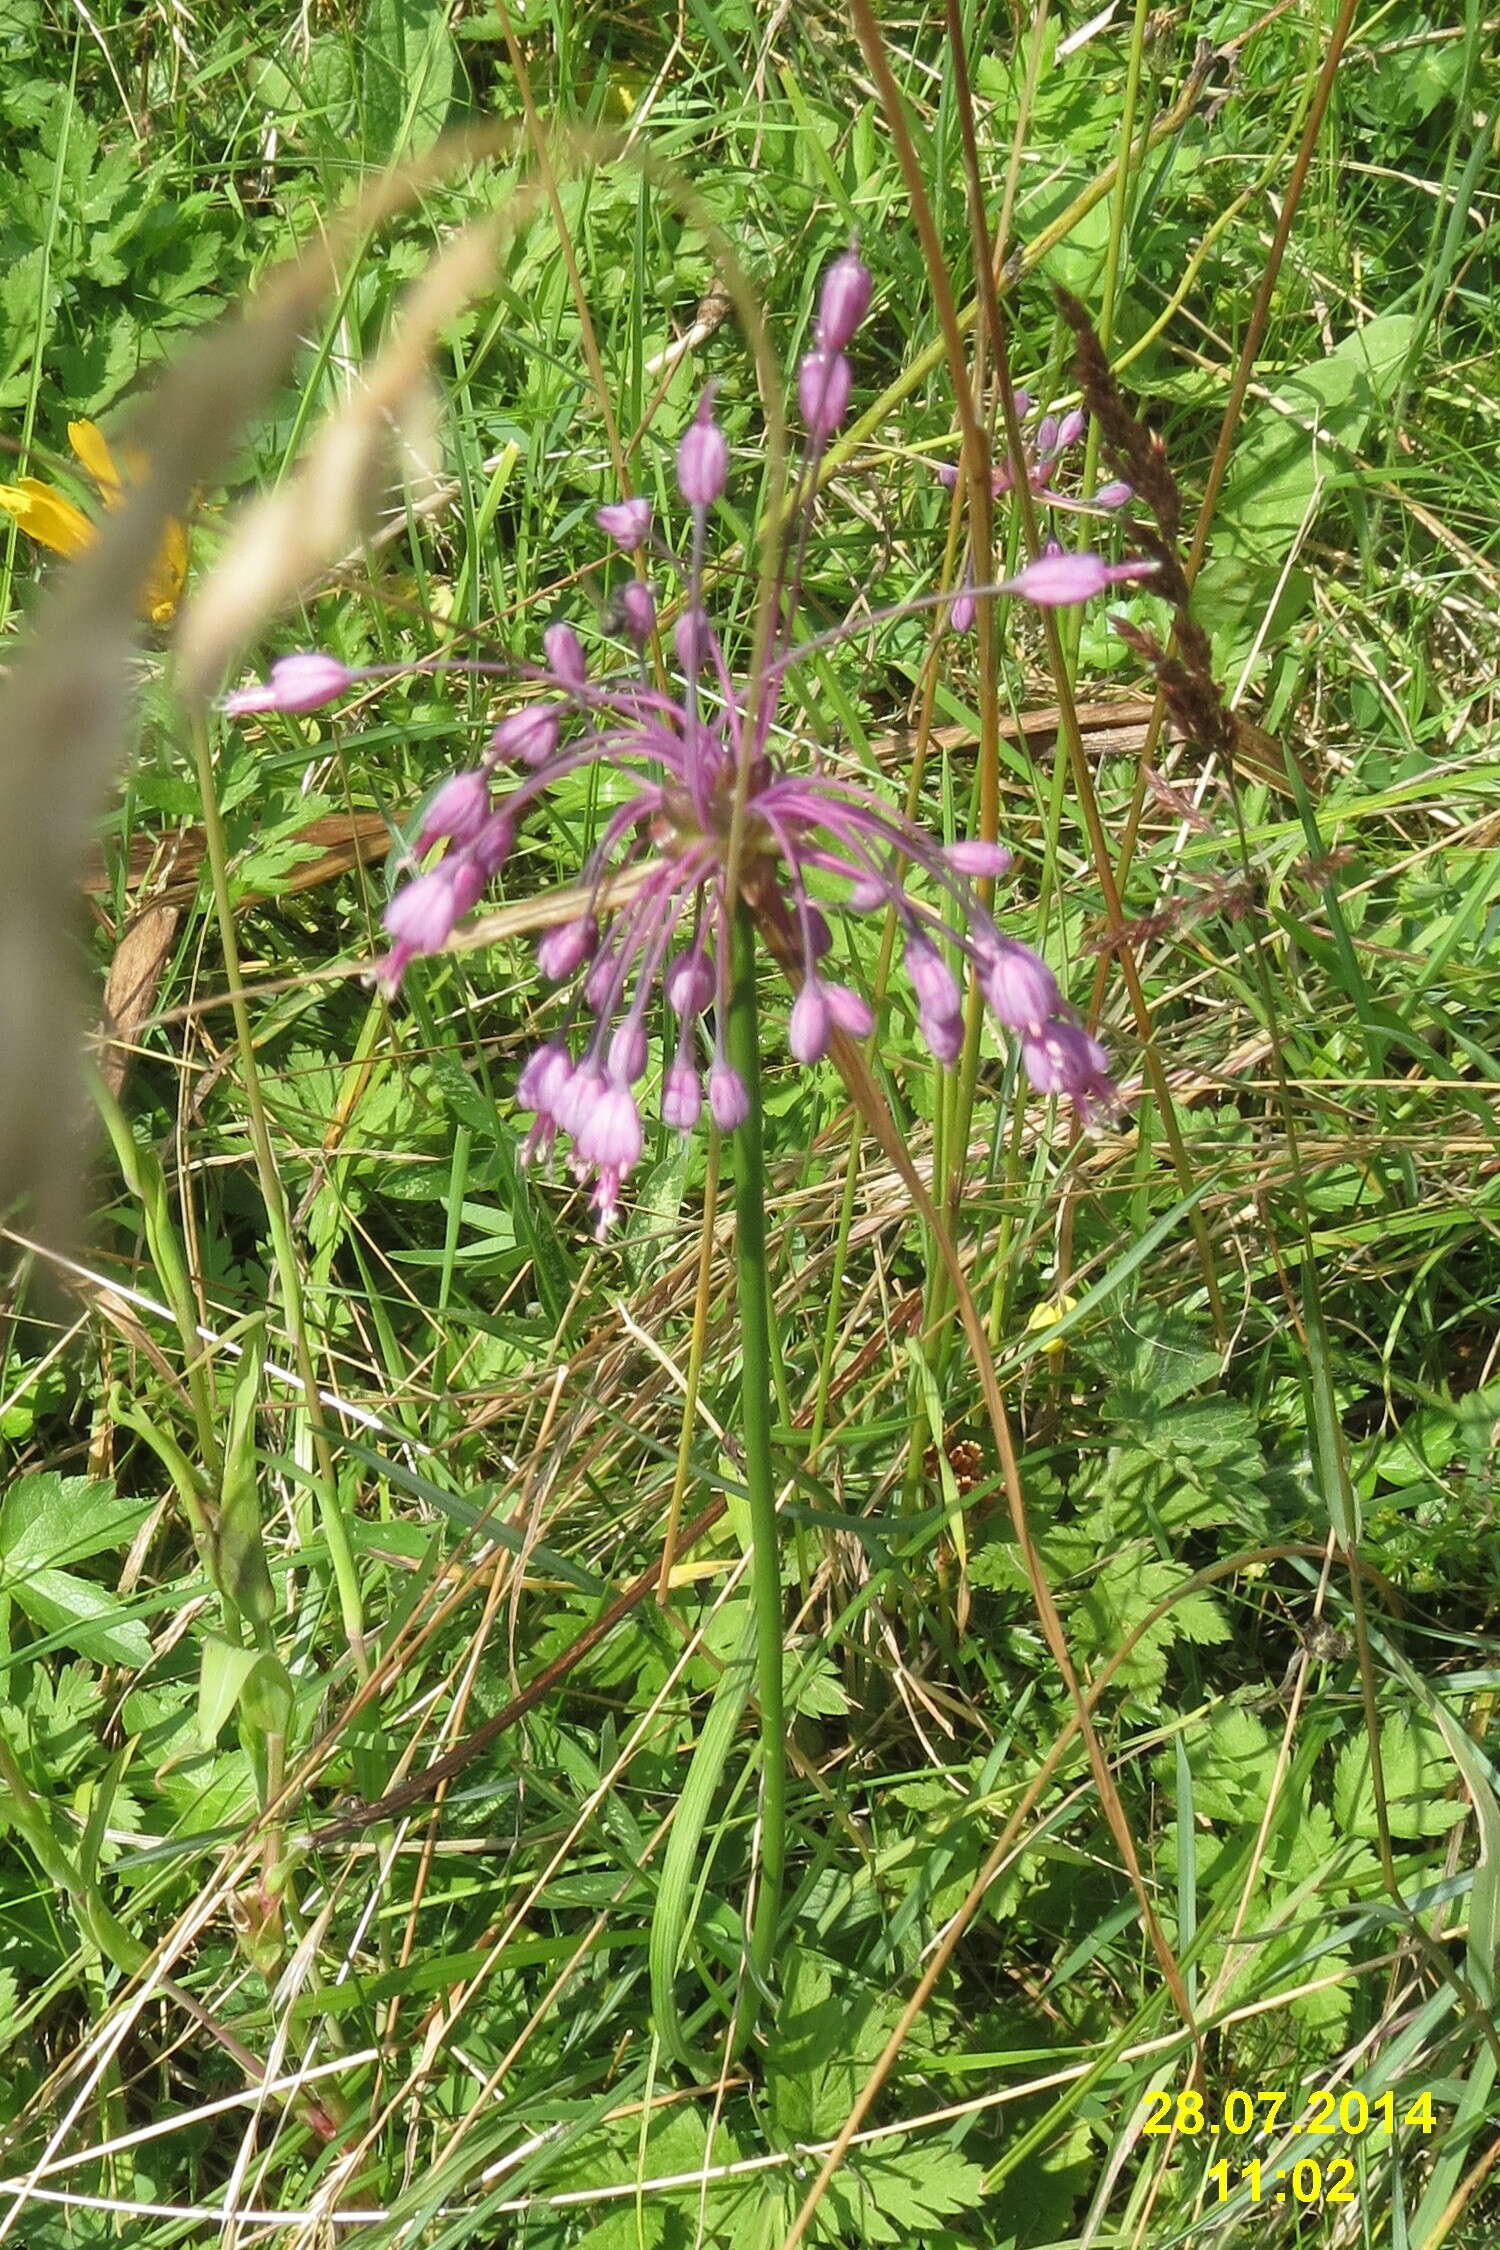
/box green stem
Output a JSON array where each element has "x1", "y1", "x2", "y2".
[
  {"x1": 725, "y1": 899, "x2": 786, "y2": 2027},
  {"x1": 186, "y1": 712, "x2": 368, "y2": 1674}
]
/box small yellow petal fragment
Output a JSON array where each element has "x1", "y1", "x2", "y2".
[
  {"x1": 1025, "y1": 1295, "x2": 1079, "y2": 1355},
  {"x1": 0, "y1": 477, "x2": 97, "y2": 558},
  {"x1": 67, "y1": 418, "x2": 124, "y2": 498}
]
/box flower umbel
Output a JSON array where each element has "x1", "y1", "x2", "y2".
[{"x1": 226, "y1": 252, "x2": 1141, "y2": 1234}]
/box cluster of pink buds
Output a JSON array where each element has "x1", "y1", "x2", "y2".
[{"x1": 223, "y1": 248, "x2": 1145, "y2": 1235}]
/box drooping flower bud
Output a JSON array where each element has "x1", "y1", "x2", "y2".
[
  {"x1": 982, "y1": 939, "x2": 1060, "y2": 1033},
  {"x1": 950, "y1": 585, "x2": 977, "y2": 635},
  {"x1": 789, "y1": 981, "x2": 831, "y2": 1063},
  {"x1": 382, "y1": 867, "x2": 458, "y2": 954},
  {"x1": 595, "y1": 497, "x2": 652, "y2": 550},
  {"x1": 223, "y1": 651, "x2": 355, "y2": 717},
  {"x1": 544, "y1": 621, "x2": 587, "y2": 691},
  {"x1": 798, "y1": 348, "x2": 851, "y2": 439},
  {"x1": 816, "y1": 249, "x2": 873, "y2": 353},
  {"x1": 677, "y1": 394, "x2": 729, "y2": 508},
  {"x1": 666, "y1": 948, "x2": 714, "y2": 1018},
  {"x1": 489, "y1": 701, "x2": 561, "y2": 765},
  {"x1": 943, "y1": 839, "x2": 1012, "y2": 880},
  {"x1": 662, "y1": 1056, "x2": 702, "y2": 1131},
  {"x1": 824, "y1": 983, "x2": 874, "y2": 1037},
  {"x1": 618, "y1": 579, "x2": 657, "y2": 641},
  {"x1": 609, "y1": 1019, "x2": 649, "y2": 1084},
  {"x1": 415, "y1": 768, "x2": 490, "y2": 857},
  {"x1": 674, "y1": 606, "x2": 711, "y2": 675},
  {"x1": 538, "y1": 915, "x2": 599, "y2": 981},
  {"x1": 1002, "y1": 548, "x2": 1157, "y2": 607},
  {"x1": 708, "y1": 1062, "x2": 749, "y2": 1131}
]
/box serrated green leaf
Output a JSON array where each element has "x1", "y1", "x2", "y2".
[
  {"x1": 0, "y1": 1473, "x2": 142, "y2": 1574},
  {"x1": 14, "y1": 1566, "x2": 151, "y2": 1668}
]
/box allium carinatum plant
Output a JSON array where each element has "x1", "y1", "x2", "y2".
[
  {"x1": 224, "y1": 248, "x2": 1153, "y2": 2050},
  {"x1": 226, "y1": 249, "x2": 1146, "y2": 1240}
]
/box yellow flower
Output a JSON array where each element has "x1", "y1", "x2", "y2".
[
  {"x1": 1025, "y1": 1294, "x2": 1079, "y2": 1356},
  {"x1": 0, "y1": 418, "x2": 188, "y2": 625}
]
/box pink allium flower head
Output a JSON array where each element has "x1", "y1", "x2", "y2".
[
  {"x1": 816, "y1": 248, "x2": 873, "y2": 353},
  {"x1": 270, "y1": 245, "x2": 1146, "y2": 1232},
  {"x1": 537, "y1": 915, "x2": 599, "y2": 981},
  {"x1": 416, "y1": 768, "x2": 490, "y2": 857},
  {"x1": 982, "y1": 939, "x2": 1061, "y2": 1033},
  {"x1": 677, "y1": 393, "x2": 729, "y2": 508},
  {"x1": 222, "y1": 651, "x2": 355, "y2": 717},
  {"x1": 618, "y1": 580, "x2": 657, "y2": 641},
  {"x1": 709, "y1": 1063, "x2": 750, "y2": 1132},
  {"x1": 544, "y1": 622, "x2": 587, "y2": 691},
  {"x1": 490, "y1": 701, "x2": 561, "y2": 765},
  {"x1": 595, "y1": 497, "x2": 652, "y2": 550},
  {"x1": 798, "y1": 348, "x2": 852, "y2": 439},
  {"x1": 661, "y1": 1056, "x2": 702, "y2": 1131},
  {"x1": 789, "y1": 981, "x2": 831, "y2": 1063},
  {"x1": 944, "y1": 839, "x2": 1012, "y2": 880}
]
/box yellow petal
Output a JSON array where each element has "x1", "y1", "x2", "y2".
[
  {"x1": 67, "y1": 419, "x2": 124, "y2": 499},
  {"x1": 141, "y1": 516, "x2": 189, "y2": 624},
  {"x1": 0, "y1": 477, "x2": 98, "y2": 558}
]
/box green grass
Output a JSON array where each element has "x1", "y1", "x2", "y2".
[{"x1": 1, "y1": 0, "x2": 1499, "y2": 2244}]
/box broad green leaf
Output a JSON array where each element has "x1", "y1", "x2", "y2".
[
  {"x1": 14, "y1": 1566, "x2": 151, "y2": 1667},
  {"x1": 0, "y1": 1473, "x2": 142, "y2": 1574}
]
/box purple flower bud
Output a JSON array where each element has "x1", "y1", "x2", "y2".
[
  {"x1": 595, "y1": 497, "x2": 652, "y2": 550},
  {"x1": 609, "y1": 1019, "x2": 649, "y2": 1083},
  {"x1": 618, "y1": 580, "x2": 657, "y2": 640},
  {"x1": 674, "y1": 606, "x2": 710, "y2": 674},
  {"x1": 1002, "y1": 549, "x2": 1158, "y2": 607},
  {"x1": 849, "y1": 874, "x2": 887, "y2": 911},
  {"x1": 662, "y1": 1056, "x2": 702, "y2": 1131},
  {"x1": 575, "y1": 1076, "x2": 643, "y2": 1175},
  {"x1": 798, "y1": 348, "x2": 852, "y2": 439},
  {"x1": 1056, "y1": 408, "x2": 1086, "y2": 451},
  {"x1": 708, "y1": 1062, "x2": 749, "y2": 1131},
  {"x1": 383, "y1": 867, "x2": 457, "y2": 954},
  {"x1": 223, "y1": 651, "x2": 355, "y2": 717},
  {"x1": 950, "y1": 585, "x2": 977, "y2": 635},
  {"x1": 677, "y1": 394, "x2": 729, "y2": 508},
  {"x1": 666, "y1": 948, "x2": 714, "y2": 1018},
  {"x1": 1093, "y1": 480, "x2": 1134, "y2": 510},
  {"x1": 1021, "y1": 1019, "x2": 1113, "y2": 1102},
  {"x1": 920, "y1": 1010, "x2": 964, "y2": 1065},
  {"x1": 473, "y1": 811, "x2": 516, "y2": 878},
  {"x1": 490, "y1": 701, "x2": 561, "y2": 765},
  {"x1": 943, "y1": 839, "x2": 1012, "y2": 880},
  {"x1": 538, "y1": 915, "x2": 599, "y2": 981},
  {"x1": 789, "y1": 981, "x2": 831, "y2": 1063},
  {"x1": 825, "y1": 983, "x2": 874, "y2": 1037},
  {"x1": 816, "y1": 249, "x2": 873, "y2": 352},
  {"x1": 517, "y1": 1039, "x2": 574, "y2": 1119},
  {"x1": 982, "y1": 939, "x2": 1061, "y2": 1033},
  {"x1": 416, "y1": 768, "x2": 490, "y2": 857},
  {"x1": 805, "y1": 906, "x2": 832, "y2": 960},
  {"x1": 544, "y1": 622, "x2": 587, "y2": 691},
  {"x1": 584, "y1": 948, "x2": 617, "y2": 1010},
  {"x1": 446, "y1": 852, "x2": 488, "y2": 920},
  {"x1": 934, "y1": 461, "x2": 960, "y2": 491},
  {"x1": 905, "y1": 935, "x2": 960, "y2": 1022}
]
